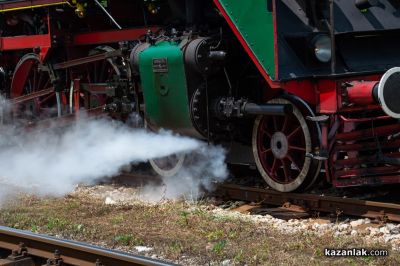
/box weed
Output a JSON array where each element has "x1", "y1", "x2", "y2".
[
  {"x1": 111, "y1": 214, "x2": 124, "y2": 225},
  {"x1": 207, "y1": 229, "x2": 225, "y2": 241},
  {"x1": 65, "y1": 201, "x2": 80, "y2": 211},
  {"x1": 233, "y1": 249, "x2": 244, "y2": 264},
  {"x1": 31, "y1": 224, "x2": 38, "y2": 233},
  {"x1": 178, "y1": 211, "x2": 190, "y2": 226},
  {"x1": 114, "y1": 234, "x2": 144, "y2": 246},
  {"x1": 212, "y1": 240, "x2": 227, "y2": 255},
  {"x1": 114, "y1": 234, "x2": 133, "y2": 246},
  {"x1": 47, "y1": 217, "x2": 69, "y2": 231}
]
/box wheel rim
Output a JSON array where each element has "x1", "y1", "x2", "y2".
[
  {"x1": 149, "y1": 153, "x2": 186, "y2": 178},
  {"x1": 11, "y1": 54, "x2": 56, "y2": 120},
  {"x1": 252, "y1": 98, "x2": 320, "y2": 192},
  {"x1": 145, "y1": 120, "x2": 186, "y2": 178}
]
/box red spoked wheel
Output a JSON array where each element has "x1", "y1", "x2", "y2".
[
  {"x1": 252, "y1": 97, "x2": 321, "y2": 192},
  {"x1": 10, "y1": 53, "x2": 58, "y2": 121}
]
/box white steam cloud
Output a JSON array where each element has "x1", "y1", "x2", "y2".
[{"x1": 0, "y1": 101, "x2": 228, "y2": 203}]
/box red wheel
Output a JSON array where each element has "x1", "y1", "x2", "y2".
[
  {"x1": 11, "y1": 53, "x2": 58, "y2": 121},
  {"x1": 252, "y1": 97, "x2": 321, "y2": 192}
]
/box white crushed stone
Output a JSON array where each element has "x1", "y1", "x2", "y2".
[
  {"x1": 208, "y1": 207, "x2": 400, "y2": 250},
  {"x1": 134, "y1": 246, "x2": 154, "y2": 252},
  {"x1": 105, "y1": 197, "x2": 117, "y2": 205}
]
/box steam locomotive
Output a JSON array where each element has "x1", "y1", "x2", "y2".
[{"x1": 1, "y1": 0, "x2": 400, "y2": 192}]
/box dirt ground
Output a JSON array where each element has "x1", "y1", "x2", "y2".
[{"x1": 0, "y1": 185, "x2": 399, "y2": 265}]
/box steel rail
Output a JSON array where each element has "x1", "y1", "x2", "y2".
[
  {"x1": 216, "y1": 184, "x2": 400, "y2": 222},
  {"x1": 0, "y1": 226, "x2": 176, "y2": 266}
]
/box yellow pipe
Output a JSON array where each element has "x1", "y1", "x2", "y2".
[{"x1": 0, "y1": 1, "x2": 70, "y2": 13}]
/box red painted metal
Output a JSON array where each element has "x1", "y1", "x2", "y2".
[
  {"x1": 339, "y1": 115, "x2": 390, "y2": 123},
  {"x1": 339, "y1": 104, "x2": 382, "y2": 113},
  {"x1": 317, "y1": 79, "x2": 338, "y2": 113},
  {"x1": 272, "y1": 0, "x2": 279, "y2": 81},
  {"x1": 336, "y1": 166, "x2": 400, "y2": 179},
  {"x1": 0, "y1": 0, "x2": 66, "y2": 10},
  {"x1": 10, "y1": 59, "x2": 35, "y2": 98},
  {"x1": 334, "y1": 176, "x2": 400, "y2": 187},
  {"x1": 334, "y1": 139, "x2": 400, "y2": 152},
  {"x1": 347, "y1": 81, "x2": 378, "y2": 105},
  {"x1": 0, "y1": 35, "x2": 51, "y2": 51},
  {"x1": 73, "y1": 27, "x2": 159, "y2": 46},
  {"x1": 282, "y1": 80, "x2": 316, "y2": 105},
  {"x1": 336, "y1": 124, "x2": 400, "y2": 141},
  {"x1": 213, "y1": 0, "x2": 280, "y2": 89},
  {"x1": 335, "y1": 152, "x2": 400, "y2": 168}
]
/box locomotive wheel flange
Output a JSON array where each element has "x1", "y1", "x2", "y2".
[{"x1": 252, "y1": 97, "x2": 322, "y2": 192}]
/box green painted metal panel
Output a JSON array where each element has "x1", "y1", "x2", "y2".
[
  {"x1": 218, "y1": 0, "x2": 276, "y2": 79},
  {"x1": 139, "y1": 41, "x2": 193, "y2": 131}
]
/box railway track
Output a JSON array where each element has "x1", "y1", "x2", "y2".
[
  {"x1": 216, "y1": 184, "x2": 400, "y2": 222},
  {"x1": 115, "y1": 172, "x2": 400, "y2": 222},
  {"x1": 0, "y1": 226, "x2": 175, "y2": 266}
]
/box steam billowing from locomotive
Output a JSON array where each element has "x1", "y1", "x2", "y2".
[{"x1": 0, "y1": 103, "x2": 228, "y2": 204}]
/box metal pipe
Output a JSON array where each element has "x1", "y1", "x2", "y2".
[
  {"x1": 93, "y1": 0, "x2": 122, "y2": 30},
  {"x1": 69, "y1": 81, "x2": 74, "y2": 114},
  {"x1": 346, "y1": 81, "x2": 379, "y2": 105},
  {"x1": 56, "y1": 91, "x2": 62, "y2": 117},
  {"x1": 243, "y1": 103, "x2": 293, "y2": 116},
  {"x1": 330, "y1": 0, "x2": 336, "y2": 74}
]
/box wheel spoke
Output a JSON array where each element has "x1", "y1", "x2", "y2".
[
  {"x1": 271, "y1": 158, "x2": 279, "y2": 175},
  {"x1": 273, "y1": 116, "x2": 278, "y2": 131},
  {"x1": 289, "y1": 145, "x2": 306, "y2": 152},
  {"x1": 281, "y1": 115, "x2": 288, "y2": 133},
  {"x1": 287, "y1": 154, "x2": 302, "y2": 172},
  {"x1": 261, "y1": 127, "x2": 272, "y2": 138},
  {"x1": 42, "y1": 79, "x2": 50, "y2": 90},
  {"x1": 260, "y1": 148, "x2": 272, "y2": 154},
  {"x1": 32, "y1": 69, "x2": 37, "y2": 92},
  {"x1": 288, "y1": 126, "x2": 301, "y2": 139}
]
